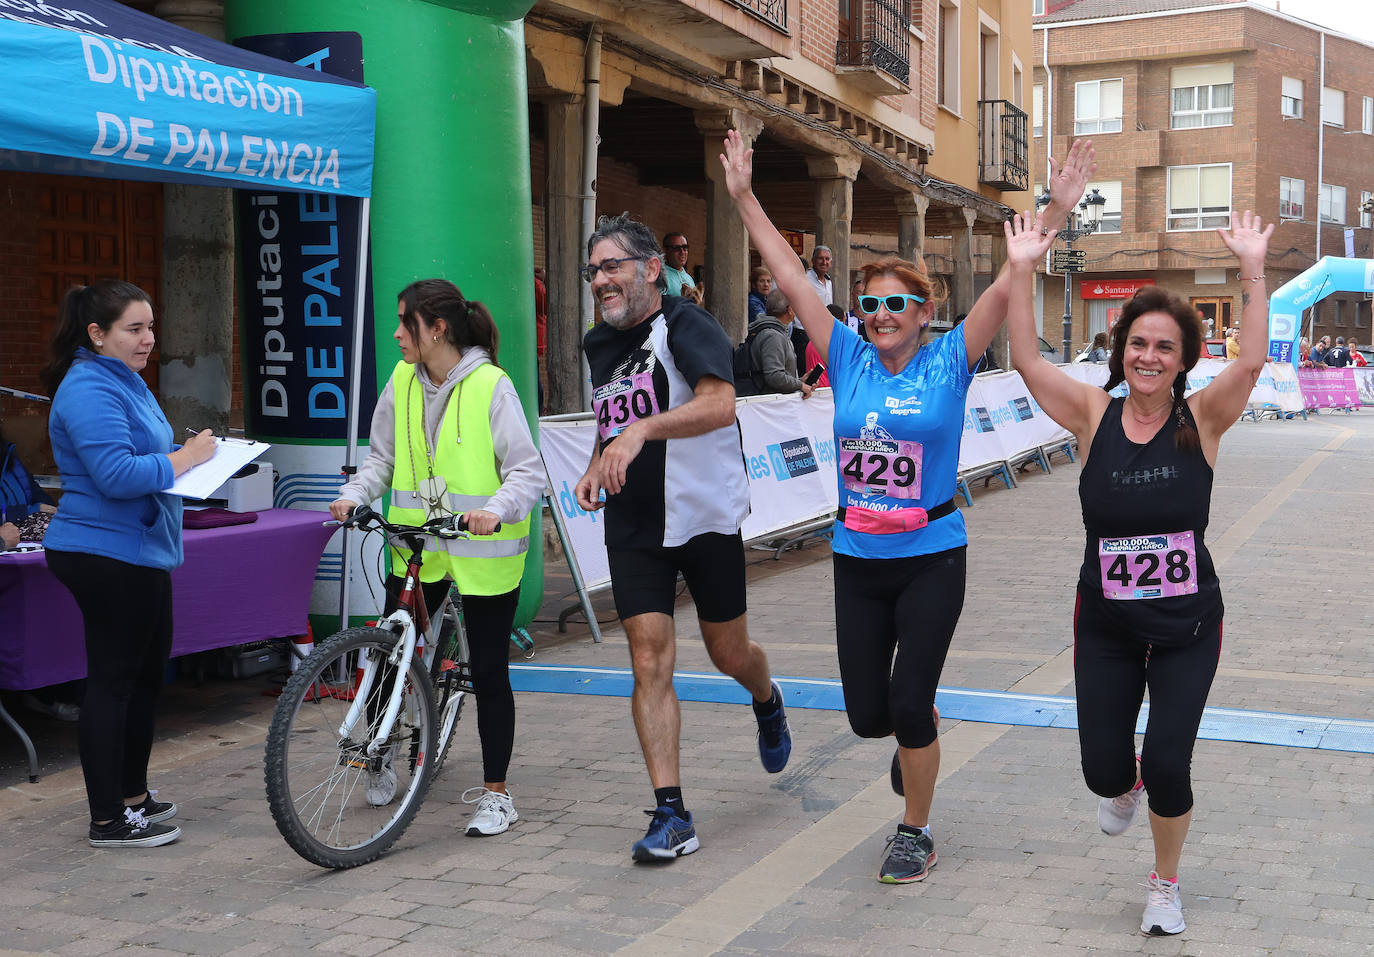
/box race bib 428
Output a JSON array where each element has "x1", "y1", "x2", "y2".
[{"x1": 1098, "y1": 531, "x2": 1198, "y2": 600}]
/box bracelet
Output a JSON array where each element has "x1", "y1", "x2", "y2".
[{"x1": 1237, "y1": 273, "x2": 1265, "y2": 282}]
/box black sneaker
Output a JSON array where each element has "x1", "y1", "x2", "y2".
[
  {"x1": 89, "y1": 807, "x2": 181, "y2": 848},
  {"x1": 126, "y1": 791, "x2": 177, "y2": 825},
  {"x1": 878, "y1": 827, "x2": 937, "y2": 884}
]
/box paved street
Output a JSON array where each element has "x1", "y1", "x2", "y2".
[{"x1": 2, "y1": 409, "x2": 1372, "y2": 956}]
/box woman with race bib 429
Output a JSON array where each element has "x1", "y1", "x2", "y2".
[{"x1": 721, "y1": 129, "x2": 1096, "y2": 884}]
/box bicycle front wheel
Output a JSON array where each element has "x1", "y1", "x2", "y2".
[{"x1": 265, "y1": 626, "x2": 437, "y2": 868}]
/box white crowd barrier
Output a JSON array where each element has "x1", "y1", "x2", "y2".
[{"x1": 539, "y1": 360, "x2": 1354, "y2": 593}]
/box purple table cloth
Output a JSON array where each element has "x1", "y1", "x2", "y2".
[{"x1": 0, "y1": 508, "x2": 334, "y2": 690}]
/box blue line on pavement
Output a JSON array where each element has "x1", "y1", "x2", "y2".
[{"x1": 509, "y1": 664, "x2": 1374, "y2": 755}]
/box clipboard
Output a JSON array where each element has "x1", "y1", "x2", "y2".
[{"x1": 164, "y1": 437, "x2": 271, "y2": 499}]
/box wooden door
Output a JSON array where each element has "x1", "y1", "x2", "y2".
[{"x1": 35, "y1": 176, "x2": 164, "y2": 393}]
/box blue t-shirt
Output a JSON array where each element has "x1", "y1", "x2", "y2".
[{"x1": 827, "y1": 320, "x2": 974, "y2": 559}]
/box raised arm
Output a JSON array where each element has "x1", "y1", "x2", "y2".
[
  {"x1": 1006, "y1": 209, "x2": 1109, "y2": 439},
  {"x1": 961, "y1": 140, "x2": 1098, "y2": 366},
  {"x1": 1192, "y1": 210, "x2": 1274, "y2": 452},
  {"x1": 720, "y1": 130, "x2": 835, "y2": 361}
]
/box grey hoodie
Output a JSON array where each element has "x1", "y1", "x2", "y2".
[
  {"x1": 339, "y1": 347, "x2": 543, "y2": 525},
  {"x1": 747, "y1": 313, "x2": 805, "y2": 394}
]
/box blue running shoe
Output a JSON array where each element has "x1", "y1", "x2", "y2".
[
  {"x1": 631, "y1": 807, "x2": 699, "y2": 862},
  {"x1": 756, "y1": 680, "x2": 792, "y2": 773}
]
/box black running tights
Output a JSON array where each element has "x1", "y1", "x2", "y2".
[
  {"x1": 45, "y1": 550, "x2": 173, "y2": 823},
  {"x1": 1073, "y1": 590, "x2": 1222, "y2": 818},
  {"x1": 832, "y1": 547, "x2": 966, "y2": 749}
]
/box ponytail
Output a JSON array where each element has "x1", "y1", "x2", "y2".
[
  {"x1": 397, "y1": 278, "x2": 501, "y2": 368},
  {"x1": 1171, "y1": 372, "x2": 1199, "y2": 452},
  {"x1": 40, "y1": 280, "x2": 150, "y2": 395}
]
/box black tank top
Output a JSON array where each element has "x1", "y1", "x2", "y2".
[{"x1": 1078, "y1": 396, "x2": 1222, "y2": 644}]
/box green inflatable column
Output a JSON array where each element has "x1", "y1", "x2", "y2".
[{"x1": 226, "y1": 0, "x2": 544, "y2": 627}]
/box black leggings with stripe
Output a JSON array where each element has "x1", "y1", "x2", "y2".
[{"x1": 1073, "y1": 587, "x2": 1222, "y2": 818}]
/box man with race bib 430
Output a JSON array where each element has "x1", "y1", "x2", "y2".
[{"x1": 574, "y1": 213, "x2": 792, "y2": 864}]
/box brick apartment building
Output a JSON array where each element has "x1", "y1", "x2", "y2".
[{"x1": 1031, "y1": 0, "x2": 1374, "y2": 353}]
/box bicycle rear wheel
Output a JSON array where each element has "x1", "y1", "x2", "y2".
[{"x1": 265, "y1": 626, "x2": 437, "y2": 868}]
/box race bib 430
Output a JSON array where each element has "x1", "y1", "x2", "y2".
[
  {"x1": 594, "y1": 372, "x2": 659, "y2": 440},
  {"x1": 1099, "y1": 531, "x2": 1198, "y2": 600}
]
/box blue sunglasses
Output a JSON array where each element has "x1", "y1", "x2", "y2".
[{"x1": 857, "y1": 293, "x2": 926, "y2": 314}]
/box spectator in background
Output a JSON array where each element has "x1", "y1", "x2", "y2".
[
  {"x1": 805, "y1": 245, "x2": 834, "y2": 306},
  {"x1": 745, "y1": 289, "x2": 814, "y2": 398},
  {"x1": 660, "y1": 232, "x2": 696, "y2": 298},
  {"x1": 1324, "y1": 336, "x2": 1350, "y2": 367},
  {"x1": 1086, "y1": 331, "x2": 1111, "y2": 363},
  {"x1": 1298, "y1": 338, "x2": 1321, "y2": 368},
  {"x1": 1225, "y1": 326, "x2": 1240, "y2": 360},
  {"x1": 2, "y1": 425, "x2": 55, "y2": 550},
  {"x1": 1350, "y1": 339, "x2": 1367, "y2": 366},
  {"x1": 1311, "y1": 336, "x2": 1330, "y2": 365},
  {"x1": 748, "y1": 266, "x2": 772, "y2": 321}
]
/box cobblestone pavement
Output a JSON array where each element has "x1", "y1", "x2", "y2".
[{"x1": 2, "y1": 410, "x2": 1371, "y2": 956}]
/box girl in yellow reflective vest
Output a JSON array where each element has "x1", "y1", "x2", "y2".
[{"x1": 331, "y1": 279, "x2": 542, "y2": 838}]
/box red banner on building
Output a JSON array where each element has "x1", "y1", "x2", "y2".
[{"x1": 1080, "y1": 279, "x2": 1155, "y2": 299}]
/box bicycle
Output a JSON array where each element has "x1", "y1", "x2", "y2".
[{"x1": 264, "y1": 505, "x2": 481, "y2": 869}]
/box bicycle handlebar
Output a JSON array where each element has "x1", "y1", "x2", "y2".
[{"x1": 325, "y1": 504, "x2": 501, "y2": 538}]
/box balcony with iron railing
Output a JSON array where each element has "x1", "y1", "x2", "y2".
[
  {"x1": 730, "y1": 0, "x2": 787, "y2": 31},
  {"x1": 835, "y1": 0, "x2": 910, "y2": 95},
  {"x1": 978, "y1": 99, "x2": 1029, "y2": 192}
]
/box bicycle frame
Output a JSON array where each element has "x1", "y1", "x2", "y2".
[{"x1": 335, "y1": 519, "x2": 459, "y2": 757}]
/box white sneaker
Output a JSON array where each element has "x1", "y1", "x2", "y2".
[
  {"x1": 365, "y1": 748, "x2": 397, "y2": 806},
  {"x1": 462, "y1": 787, "x2": 517, "y2": 836},
  {"x1": 1098, "y1": 780, "x2": 1144, "y2": 835},
  {"x1": 1141, "y1": 871, "x2": 1185, "y2": 936}
]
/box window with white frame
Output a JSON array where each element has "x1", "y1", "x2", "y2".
[
  {"x1": 1364, "y1": 96, "x2": 1373, "y2": 134},
  {"x1": 1084, "y1": 180, "x2": 1123, "y2": 233},
  {"x1": 938, "y1": 0, "x2": 960, "y2": 111},
  {"x1": 1033, "y1": 84, "x2": 1044, "y2": 137},
  {"x1": 1362, "y1": 191, "x2": 1372, "y2": 229},
  {"x1": 1321, "y1": 86, "x2": 1345, "y2": 127},
  {"x1": 1281, "y1": 76, "x2": 1303, "y2": 118},
  {"x1": 1171, "y1": 63, "x2": 1233, "y2": 129},
  {"x1": 1167, "y1": 164, "x2": 1231, "y2": 231},
  {"x1": 1033, "y1": 0, "x2": 1044, "y2": 14},
  {"x1": 1320, "y1": 184, "x2": 1346, "y2": 223},
  {"x1": 1280, "y1": 177, "x2": 1304, "y2": 221},
  {"x1": 1075, "y1": 78, "x2": 1123, "y2": 135}
]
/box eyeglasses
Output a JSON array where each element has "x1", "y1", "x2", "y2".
[
  {"x1": 664, "y1": 243, "x2": 689, "y2": 252},
  {"x1": 857, "y1": 293, "x2": 926, "y2": 314},
  {"x1": 581, "y1": 256, "x2": 647, "y2": 283}
]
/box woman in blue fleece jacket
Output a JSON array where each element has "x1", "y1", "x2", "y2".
[{"x1": 41, "y1": 280, "x2": 217, "y2": 849}]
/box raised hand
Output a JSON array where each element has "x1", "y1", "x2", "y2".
[
  {"x1": 1004, "y1": 209, "x2": 1058, "y2": 269},
  {"x1": 1216, "y1": 210, "x2": 1273, "y2": 271},
  {"x1": 1047, "y1": 138, "x2": 1097, "y2": 217},
  {"x1": 719, "y1": 129, "x2": 756, "y2": 201}
]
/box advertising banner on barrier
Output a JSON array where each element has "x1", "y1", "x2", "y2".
[
  {"x1": 970, "y1": 372, "x2": 1071, "y2": 459},
  {"x1": 1297, "y1": 368, "x2": 1362, "y2": 409},
  {"x1": 1355, "y1": 368, "x2": 1374, "y2": 406},
  {"x1": 540, "y1": 420, "x2": 610, "y2": 588},
  {"x1": 735, "y1": 394, "x2": 837, "y2": 540}
]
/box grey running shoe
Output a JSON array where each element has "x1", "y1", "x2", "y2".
[{"x1": 878, "y1": 827, "x2": 937, "y2": 884}]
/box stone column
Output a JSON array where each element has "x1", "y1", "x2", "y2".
[
  {"x1": 895, "y1": 192, "x2": 929, "y2": 266},
  {"x1": 154, "y1": 0, "x2": 233, "y2": 434},
  {"x1": 695, "y1": 109, "x2": 763, "y2": 343},
  {"x1": 952, "y1": 208, "x2": 978, "y2": 319},
  {"x1": 542, "y1": 95, "x2": 585, "y2": 415},
  {"x1": 806, "y1": 152, "x2": 862, "y2": 305}
]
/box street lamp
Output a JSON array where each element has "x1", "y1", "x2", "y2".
[{"x1": 1037, "y1": 187, "x2": 1107, "y2": 362}]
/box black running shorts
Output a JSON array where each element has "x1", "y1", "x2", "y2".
[{"x1": 606, "y1": 531, "x2": 747, "y2": 623}]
